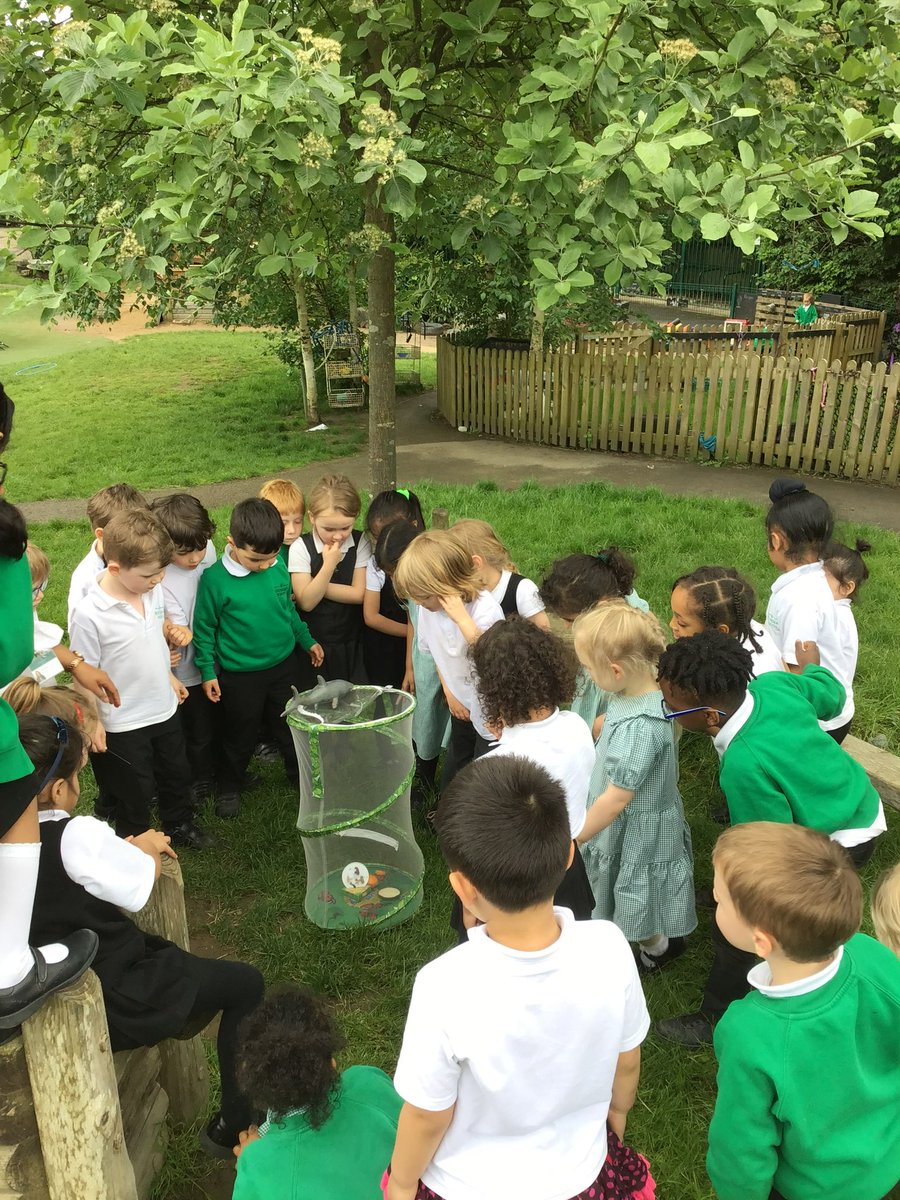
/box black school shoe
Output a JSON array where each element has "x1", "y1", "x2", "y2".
[
  {"x1": 199, "y1": 1112, "x2": 240, "y2": 1160},
  {"x1": 637, "y1": 936, "x2": 687, "y2": 974},
  {"x1": 0, "y1": 929, "x2": 99, "y2": 1029},
  {"x1": 166, "y1": 820, "x2": 217, "y2": 850},
  {"x1": 215, "y1": 792, "x2": 241, "y2": 819},
  {"x1": 653, "y1": 1011, "x2": 716, "y2": 1047}
]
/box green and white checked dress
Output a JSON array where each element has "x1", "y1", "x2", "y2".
[
  {"x1": 570, "y1": 590, "x2": 650, "y2": 733},
  {"x1": 409, "y1": 600, "x2": 451, "y2": 761},
  {"x1": 581, "y1": 690, "x2": 697, "y2": 942}
]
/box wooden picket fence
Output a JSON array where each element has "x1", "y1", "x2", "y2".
[{"x1": 436, "y1": 338, "x2": 900, "y2": 484}]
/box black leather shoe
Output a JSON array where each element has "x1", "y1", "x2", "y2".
[
  {"x1": 637, "y1": 936, "x2": 687, "y2": 974},
  {"x1": 199, "y1": 1111, "x2": 239, "y2": 1160},
  {"x1": 166, "y1": 821, "x2": 217, "y2": 850},
  {"x1": 654, "y1": 1011, "x2": 716, "y2": 1047},
  {"x1": 0, "y1": 930, "x2": 99, "y2": 1029},
  {"x1": 215, "y1": 792, "x2": 240, "y2": 819}
]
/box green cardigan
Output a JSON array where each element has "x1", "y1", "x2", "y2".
[
  {"x1": 708, "y1": 933, "x2": 900, "y2": 1200},
  {"x1": 0, "y1": 553, "x2": 36, "y2": 785},
  {"x1": 719, "y1": 666, "x2": 880, "y2": 833},
  {"x1": 233, "y1": 1066, "x2": 401, "y2": 1200}
]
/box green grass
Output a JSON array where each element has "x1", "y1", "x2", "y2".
[{"x1": 28, "y1": 479, "x2": 899, "y2": 1200}]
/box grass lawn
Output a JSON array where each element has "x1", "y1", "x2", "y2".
[{"x1": 26, "y1": 479, "x2": 899, "y2": 1200}]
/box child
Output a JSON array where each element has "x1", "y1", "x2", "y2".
[
  {"x1": 473, "y1": 617, "x2": 595, "y2": 919},
  {"x1": 290, "y1": 473, "x2": 370, "y2": 683},
  {"x1": 541, "y1": 549, "x2": 649, "y2": 738},
  {"x1": 573, "y1": 601, "x2": 696, "y2": 970},
  {"x1": 259, "y1": 479, "x2": 305, "y2": 568},
  {"x1": 67, "y1": 482, "x2": 149, "y2": 629},
  {"x1": 363, "y1": 489, "x2": 424, "y2": 687},
  {"x1": 794, "y1": 290, "x2": 818, "y2": 326},
  {"x1": 873, "y1": 863, "x2": 900, "y2": 957},
  {"x1": 452, "y1": 518, "x2": 550, "y2": 629},
  {"x1": 706, "y1": 822, "x2": 900, "y2": 1200},
  {"x1": 387, "y1": 755, "x2": 655, "y2": 1200},
  {"x1": 193, "y1": 499, "x2": 323, "y2": 818},
  {"x1": 654, "y1": 631, "x2": 886, "y2": 1045},
  {"x1": 670, "y1": 566, "x2": 784, "y2": 676},
  {"x1": 69, "y1": 509, "x2": 212, "y2": 849},
  {"x1": 152, "y1": 493, "x2": 219, "y2": 803},
  {"x1": 393, "y1": 530, "x2": 504, "y2": 790},
  {"x1": 19, "y1": 712, "x2": 265, "y2": 1159},
  {"x1": 764, "y1": 479, "x2": 854, "y2": 741},
  {"x1": 822, "y1": 537, "x2": 870, "y2": 742},
  {"x1": 233, "y1": 986, "x2": 402, "y2": 1199}
]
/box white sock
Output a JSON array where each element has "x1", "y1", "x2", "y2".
[
  {"x1": 0, "y1": 843, "x2": 68, "y2": 988},
  {"x1": 639, "y1": 934, "x2": 669, "y2": 957}
]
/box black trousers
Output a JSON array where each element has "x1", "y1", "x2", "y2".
[
  {"x1": 825, "y1": 719, "x2": 852, "y2": 745},
  {"x1": 92, "y1": 711, "x2": 193, "y2": 838},
  {"x1": 180, "y1": 683, "x2": 221, "y2": 786},
  {"x1": 218, "y1": 654, "x2": 300, "y2": 794},
  {"x1": 440, "y1": 716, "x2": 491, "y2": 793},
  {"x1": 701, "y1": 910, "x2": 756, "y2": 1021},
  {"x1": 847, "y1": 835, "x2": 880, "y2": 868}
]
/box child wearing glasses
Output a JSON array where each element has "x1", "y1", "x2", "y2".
[{"x1": 572, "y1": 601, "x2": 696, "y2": 972}]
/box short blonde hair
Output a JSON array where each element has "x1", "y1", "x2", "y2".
[
  {"x1": 102, "y1": 510, "x2": 174, "y2": 570},
  {"x1": 714, "y1": 822, "x2": 862, "y2": 961},
  {"x1": 307, "y1": 474, "x2": 360, "y2": 520},
  {"x1": 573, "y1": 599, "x2": 667, "y2": 677},
  {"x1": 393, "y1": 530, "x2": 482, "y2": 604},
  {"x1": 872, "y1": 863, "x2": 900, "y2": 957},
  {"x1": 259, "y1": 479, "x2": 304, "y2": 515},
  {"x1": 86, "y1": 483, "x2": 149, "y2": 531},
  {"x1": 5, "y1": 678, "x2": 100, "y2": 741},
  {"x1": 452, "y1": 518, "x2": 516, "y2": 572},
  {"x1": 25, "y1": 541, "x2": 50, "y2": 588}
]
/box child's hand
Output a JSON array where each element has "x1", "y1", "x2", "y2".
[
  {"x1": 165, "y1": 622, "x2": 193, "y2": 648},
  {"x1": 169, "y1": 647, "x2": 182, "y2": 668},
  {"x1": 794, "y1": 639, "x2": 820, "y2": 668},
  {"x1": 233, "y1": 1125, "x2": 261, "y2": 1159},
  {"x1": 592, "y1": 713, "x2": 606, "y2": 741},
  {"x1": 321, "y1": 539, "x2": 344, "y2": 571},
  {"x1": 170, "y1": 675, "x2": 189, "y2": 704},
  {"x1": 90, "y1": 723, "x2": 107, "y2": 754},
  {"x1": 444, "y1": 691, "x2": 470, "y2": 721},
  {"x1": 203, "y1": 678, "x2": 221, "y2": 703},
  {"x1": 309, "y1": 642, "x2": 325, "y2": 668},
  {"x1": 401, "y1": 666, "x2": 416, "y2": 694},
  {"x1": 438, "y1": 594, "x2": 467, "y2": 623},
  {"x1": 126, "y1": 829, "x2": 178, "y2": 867},
  {"x1": 71, "y1": 661, "x2": 121, "y2": 707}
]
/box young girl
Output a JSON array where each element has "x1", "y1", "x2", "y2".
[
  {"x1": 540, "y1": 549, "x2": 649, "y2": 738},
  {"x1": 290, "y1": 474, "x2": 371, "y2": 683},
  {"x1": 452, "y1": 518, "x2": 549, "y2": 629},
  {"x1": 473, "y1": 617, "x2": 596, "y2": 919},
  {"x1": 823, "y1": 537, "x2": 869, "y2": 739},
  {"x1": 573, "y1": 601, "x2": 696, "y2": 971},
  {"x1": 670, "y1": 566, "x2": 784, "y2": 676},
  {"x1": 393, "y1": 530, "x2": 503, "y2": 789},
  {"x1": 233, "y1": 985, "x2": 401, "y2": 1199},
  {"x1": 363, "y1": 489, "x2": 424, "y2": 687},
  {"x1": 872, "y1": 863, "x2": 900, "y2": 957},
  {"x1": 764, "y1": 480, "x2": 853, "y2": 742},
  {"x1": 378, "y1": 520, "x2": 450, "y2": 801}
]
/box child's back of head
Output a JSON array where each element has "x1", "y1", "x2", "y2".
[
  {"x1": 473, "y1": 616, "x2": 577, "y2": 729},
  {"x1": 230, "y1": 498, "x2": 284, "y2": 555},
  {"x1": 374, "y1": 519, "x2": 422, "y2": 576},
  {"x1": 540, "y1": 548, "x2": 636, "y2": 622},
  {"x1": 151, "y1": 493, "x2": 216, "y2": 553},
  {"x1": 392, "y1": 530, "x2": 482, "y2": 604},
  {"x1": 657, "y1": 628, "x2": 754, "y2": 716},
  {"x1": 87, "y1": 483, "x2": 149, "y2": 535},
  {"x1": 823, "y1": 538, "x2": 870, "y2": 602},
  {"x1": 766, "y1": 479, "x2": 834, "y2": 563},
  {"x1": 101, "y1": 509, "x2": 174, "y2": 571},
  {"x1": 573, "y1": 597, "x2": 667, "y2": 680},
  {"x1": 451, "y1": 518, "x2": 515, "y2": 572},
  {"x1": 873, "y1": 863, "x2": 900, "y2": 958},
  {"x1": 365, "y1": 488, "x2": 424, "y2": 541},
  {"x1": 6, "y1": 679, "x2": 99, "y2": 744}
]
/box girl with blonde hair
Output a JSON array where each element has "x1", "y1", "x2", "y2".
[{"x1": 452, "y1": 518, "x2": 549, "y2": 629}]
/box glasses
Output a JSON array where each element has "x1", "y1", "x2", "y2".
[
  {"x1": 660, "y1": 697, "x2": 727, "y2": 721},
  {"x1": 35, "y1": 716, "x2": 68, "y2": 796},
  {"x1": 32, "y1": 578, "x2": 49, "y2": 599},
  {"x1": 0, "y1": 461, "x2": 7, "y2": 488}
]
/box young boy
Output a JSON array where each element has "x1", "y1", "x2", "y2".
[
  {"x1": 67, "y1": 482, "x2": 149, "y2": 629},
  {"x1": 654, "y1": 630, "x2": 885, "y2": 1045},
  {"x1": 69, "y1": 509, "x2": 212, "y2": 849},
  {"x1": 707, "y1": 821, "x2": 900, "y2": 1200},
  {"x1": 258, "y1": 479, "x2": 305, "y2": 568},
  {"x1": 152, "y1": 493, "x2": 219, "y2": 803},
  {"x1": 193, "y1": 499, "x2": 323, "y2": 819},
  {"x1": 387, "y1": 756, "x2": 653, "y2": 1200}
]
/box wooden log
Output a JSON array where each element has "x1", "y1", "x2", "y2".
[
  {"x1": 22, "y1": 971, "x2": 138, "y2": 1200},
  {"x1": 844, "y1": 736, "x2": 900, "y2": 813},
  {"x1": 431, "y1": 508, "x2": 450, "y2": 530},
  {"x1": 127, "y1": 1086, "x2": 168, "y2": 1200},
  {"x1": 0, "y1": 1034, "x2": 49, "y2": 1199}
]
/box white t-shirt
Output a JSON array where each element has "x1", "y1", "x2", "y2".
[
  {"x1": 489, "y1": 570, "x2": 545, "y2": 620},
  {"x1": 287, "y1": 530, "x2": 373, "y2": 574},
  {"x1": 765, "y1": 562, "x2": 852, "y2": 730},
  {"x1": 39, "y1": 810, "x2": 155, "y2": 911},
  {"x1": 365, "y1": 560, "x2": 385, "y2": 593},
  {"x1": 67, "y1": 542, "x2": 105, "y2": 630},
  {"x1": 33, "y1": 613, "x2": 64, "y2": 655},
  {"x1": 416, "y1": 591, "x2": 504, "y2": 740},
  {"x1": 491, "y1": 710, "x2": 595, "y2": 838},
  {"x1": 741, "y1": 622, "x2": 785, "y2": 677},
  {"x1": 394, "y1": 909, "x2": 650, "y2": 1200},
  {"x1": 161, "y1": 540, "x2": 217, "y2": 687},
  {"x1": 69, "y1": 578, "x2": 177, "y2": 733}
]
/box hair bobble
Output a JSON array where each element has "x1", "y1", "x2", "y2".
[
  {"x1": 596, "y1": 551, "x2": 609, "y2": 564},
  {"x1": 396, "y1": 487, "x2": 410, "y2": 499}
]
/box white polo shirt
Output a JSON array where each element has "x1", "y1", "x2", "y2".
[
  {"x1": 489, "y1": 570, "x2": 545, "y2": 620},
  {"x1": 161, "y1": 540, "x2": 217, "y2": 688},
  {"x1": 67, "y1": 542, "x2": 105, "y2": 630},
  {"x1": 394, "y1": 909, "x2": 650, "y2": 1200},
  {"x1": 287, "y1": 531, "x2": 373, "y2": 574},
  {"x1": 69, "y1": 577, "x2": 176, "y2": 733},
  {"x1": 416, "y1": 591, "x2": 504, "y2": 740},
  {"x1": 742, "y1": 622, "x2": 785, "y2": 677},
  {"x1": 491, "y1": 709, "x2": 595, "y2": 838},
  {"x1": 765, "y1": 562, "x2": 852, "y2": 730},
  {"x1": 39, "y1": 809, "x2": 155, "y2": 911}
]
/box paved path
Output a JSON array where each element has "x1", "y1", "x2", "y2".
[{"x1": 17, "y1": 391, "x2": 900, "y2": 532}]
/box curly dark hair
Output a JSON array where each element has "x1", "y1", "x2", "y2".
[
  {"x1": 236, "y1": 986, "x2": 346, "y2": 1129},
  {"x1": 473, "y1": 615, "x2": 578, "y2": 728},
  {"x1": 657, "y1": 630, "x2": 754, "y2": 709},
  {"x1": 539, "y1": 548, "x2": 636, "y2": 620}
]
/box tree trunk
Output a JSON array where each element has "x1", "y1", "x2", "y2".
[
  {"x1": 366, "y1": 184, "x2": 396, "y2": 492},
  {"x1": 348, "y1": 259, "x2": 360, "y2": 333},
  {"x1": 530, "y1": 303, "x2": 545, "y2": 352},
  {"x1": 291, "y1": 270, "x2": 319, "y2": 426}
]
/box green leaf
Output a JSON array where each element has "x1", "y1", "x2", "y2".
[
  {"x1": 292, "y1": 250, "x2": 318, "y2": 272},
  {"x1": 830, "y1": 222, "x2": 849, "y2": 245},
  {"x1": 396, "y1": 159, "x2": 427, "y2": 185},
  {"x1": 16, "y1": 227, "x2": 47, "y2": 251},
  {"x1": 738, "y1": 140, "x2": 756, "y2": 170},
  {"x1": 651, "y1": 99, "x2": 689, "y2": 136},
  {"x1": 721, "y1": 174, "x2": 745, "y2": 209},
  {"x1": 257, "y1": 254, "x2": 288, "y2": 277},
  {"x1": 671, "y1": 213, "x2": 693, "y2": 240},
  {"x1": 55, "y1": 68, "x2": 98, "y2": 108},
  {"x1": 451, "y1": 221, "x2": 474, "y2": 250},
  {"x1": 843, "y1": 189, "x2": 880, "y2": 216},
  {"x1": 756, "y1": 7, "x2": 778, "y2": 35},
  {"x1": 730, "y1": 227, "x2": 758, "y2": 254},
  {"x1": 731, "y1": 107, "x2": 760, "y2": 118},
  {"x1": 109, "y1": 79, "x2": 145, "y2": 116},
  {"x1": 467, "y1": 0, "x2": 500, "y2": 27},
  {"x1": 145, "y1": 256, "x2": 167, "y2": 273},
  {"x1": 567, "y1": 269, "x2": 595, "y2": 287},
  {"x1": 383, "y1": 173, "x2": 416, "y2": 219},
  {"x1": 669, "y1": 130, "x2": 713, "y2": 149},
  {"x1": 700, "y1": 212, "x2": 730, "y2": 240},
  {"x1": 533, "y1": 257, "x2": 557, "y2": 279},
  {"x1": 604, "y1": 170, "x2": 631, "y2": 212},
  {"x1": 529, "y1": 1, "x2": 554, "y2": 14},
  {"x1": 604, "y1": 259, "x2": 623, "y2": 286},
  {"x1": 535, "y1": 283, "x2": 559, "y2": 311},
  {"x1": 783, "y1": 206, "x2": 812, "y2": 220},
  {"x1": 635, "y1": 141, "x2": 671, "y2": 174},
  {"x1": 518, "y1": 167, "x2": 547, "y2": 181}
]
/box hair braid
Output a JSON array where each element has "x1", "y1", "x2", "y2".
[{"x1": 657, "y1": 630, "x2": 754, "y2": 707}]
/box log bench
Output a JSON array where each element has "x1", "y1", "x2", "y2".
[
  {"x1": 844, "y1": 735, "x2": 900, "y2": 815},
  {"x1": 0, "y1": 858, "x2": 209, "y2": 1200}
]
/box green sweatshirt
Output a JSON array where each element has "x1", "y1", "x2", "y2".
[
  {"x1": 193, "y1": 557, "x2": 315, "y2": 680},
  {"x1": 233, "y1": 1066, "x2": 402, "y2": 1200},
  {"x1": 708, "y1": 933, "x2": 900, "y2": 1200},
  {"x1": 0, "y1": 553, "x2": 37, "y2": 785},
  {"x1": 719, "y1": 666, "x2": 880, "y2": 833}
]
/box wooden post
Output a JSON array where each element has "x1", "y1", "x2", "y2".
[
  {"x1": 431, "y1": 507, "x2": 450, "y2": 530},
  {"x1": 0, "y1": 1034, "x2": 49, "y2": 1197},
  {"x1": 22, "y1": 971, "x2": 138, "y2": 1200},
  {"x1": 131, "y1": 859, "x2": 208, "y2": 1126}
]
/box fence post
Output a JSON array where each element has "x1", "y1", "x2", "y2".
[
  {"x1": 831, "y1": 322, "x2": 847, "y2": 365},
  {"x1": 431, "y1": 507, "x2": 449, "y2": 530}
]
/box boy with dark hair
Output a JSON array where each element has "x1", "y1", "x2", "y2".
[
  {"x1": 193, "y1": 499, "x2": 323, "y2": 818},
  {"x1": 67, "y1": 482, "x2": 150, "y2": 628},
  {"x1": 707, "y1": 822, "x2": 900, "y2": 1200},
  {"x1": 69, "y1": 509, "x2": 212, "y2": 849},
  {"x1": 387, "y1": 756, "x2": 654, "y2": 1200}
]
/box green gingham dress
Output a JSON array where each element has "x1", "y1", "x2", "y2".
[
  {"x1": 409, "y1": 600, "x2": 451, "y2": 761},
  {"x1": 581, "y1": 690, "x2": 696, "y2": 941}
]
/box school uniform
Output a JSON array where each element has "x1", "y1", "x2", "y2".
[
  {"x1": 0, "y1": 553, "x2": 39, "y2": 836},
  {"x1": 409, "y1": 601, "x2": 451, "y2": 763},
  {"x1": 490, "y1": 570, "x2": 545, "y2": 620},
  {"x1": 289, "y1": 531, "x2": 372, "y2": 683},
  {"x1": 67, "y1": 541, "x2": 105, "y2": 630},
  {"x1": 827, "y1": 597, "x2": 859, "y2": 743},
  {"x1": 570, "y1": 591, "x2": 650, "y2": 734},
  {"x1": 742, "y1": 622, "x2": 785, "y2": 677},
  {"x1": 363, "y1": 561, "x2": 407, "y2": 687}
]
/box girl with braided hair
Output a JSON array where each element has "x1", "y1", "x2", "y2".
[{"x1": 669, "y1": 566, "x2": 784, "y2": 676}]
